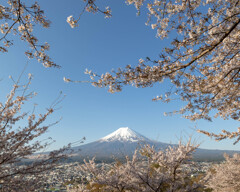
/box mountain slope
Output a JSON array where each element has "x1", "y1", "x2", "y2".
[
  {"x1": 72, "y1": 127, "x2": 168, "y2": 159},
  {"x1": 71, "y1": 127, "x2": 240, "y2": 162}
]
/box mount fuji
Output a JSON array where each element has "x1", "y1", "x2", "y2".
[
  {"x1": 71, "y1": 127, "x2": 169, "y2": 161},
  {"x1": 99, "y1": 127, "x2": 152, "y2": 143},
  {"x1": 70, "y1": 127, "x2": 239, "y2": 162}
]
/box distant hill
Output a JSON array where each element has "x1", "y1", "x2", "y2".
[{"x1": 69, "y1": 127, "x2": 239, "y2": 162}]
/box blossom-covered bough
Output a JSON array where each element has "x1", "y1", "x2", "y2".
[
  {"x1": 0, "y1": 0, "x2": 57, "y2": 68},
  {"x1": 0, "y1": 75, "x2": 70, "y2": 191},
  {"x1": 77, "y1": 0, "x2": 240, "y2": 144},
  {"x1": 0, "y1": 0, "x2": 111, "y2": 67}
]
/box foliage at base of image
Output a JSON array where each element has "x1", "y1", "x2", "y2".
[
  {"x1": 206, "y1": 153, "x2": 240, "y2": 192},
  {"x1": 69, "y1": 141, "x2": 211, "y2": 192},
  {"x1": 67, "y1": 143, "x2": 240, "y2": 192}
]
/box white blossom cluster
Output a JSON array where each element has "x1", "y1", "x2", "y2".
[
  {"x1": 67, "y1": 15, "x2": 79, "y2": 28},
  {"x1": 66, "y1": 0, "x2": 112, "y2": 29}
]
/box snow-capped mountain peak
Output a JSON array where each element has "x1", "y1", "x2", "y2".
[{"x1": 100, "y1": 127, "x2": 149, "y2": 142}]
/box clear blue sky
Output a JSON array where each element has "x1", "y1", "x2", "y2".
[{"x1": 1, "y1": 0, "x2": 239, "y2": 151}]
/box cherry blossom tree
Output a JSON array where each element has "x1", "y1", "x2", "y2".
[
  {"x1": 0, "y1": 75, "x2": 70, "y2": 191},
  {"x1": 205, "y1": 153, "x2": 240, "y2": 192},
  {"x1": 70, "y1": 141, "x2": 207, "y2": 192}
]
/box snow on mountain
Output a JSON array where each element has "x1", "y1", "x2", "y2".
[
  {"x1": 99, "y1": 127, "x2": 149, "y2": 142},
  {"x1": 70, "y1": 127, "x2": 163, "y2": 161}
]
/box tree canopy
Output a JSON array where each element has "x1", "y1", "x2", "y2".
[
  {"x1": 72, "y1": 141, "x2": 206, "y2": 192},
  {"x1": 80, "y1": 0, "x2": 240, "y2": 143},
  {"x1": 1, "y1": 0, "x2": 239, "y2": 142}
]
